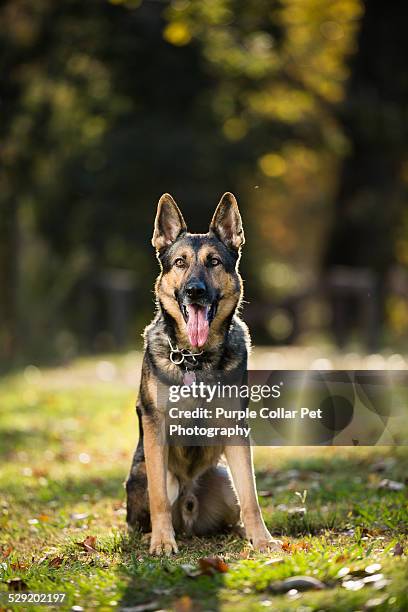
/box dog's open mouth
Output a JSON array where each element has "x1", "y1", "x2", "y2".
[{"x1": 181, "y1": 302, "x2": 218, "y2": 348}]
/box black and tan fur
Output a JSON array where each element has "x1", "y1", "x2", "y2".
[{"x1": 126, "y1": 192, "x2": 280, "y2": 555}]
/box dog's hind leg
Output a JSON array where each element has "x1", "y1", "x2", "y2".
[
  {"x1": 126, "y1": 405, "x2": 150, "y2": 531},
  {"x1": 126, "y1": 451, "x2": 151, "y2": 532},
  {"x1": 126, "y1": 451, "x2": 179, "y2": 532},
  {"x1": 175, "y1": 465, "x2": 241, "y2": 537}
]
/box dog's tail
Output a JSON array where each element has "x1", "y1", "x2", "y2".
[
  {"x1": 172, "y1": 467, "x2": 242, "y2": 536},
  {"x1": 180, "y1": 490, "x2": 199, "y2": 535}
]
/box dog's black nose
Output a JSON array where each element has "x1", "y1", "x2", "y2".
[{"x1": 185, "y1": 279, "x2": 206, "y2": 300}]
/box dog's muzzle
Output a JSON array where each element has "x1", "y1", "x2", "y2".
[{"x1": 178, "y1": 279, "x2": 218, "y2": 348}]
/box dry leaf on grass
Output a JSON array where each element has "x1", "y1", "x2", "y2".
[
  {"x1": 174, "y1": 595, "x2": 194, "y2": 612},
  {"x1": 281, "y1": 539, "x2": 310, "y2": 553},
  {"x1": 238, "y1": 549, "x2": 251, "y2": 559},
  {"x1": 198, "y1": 556, "x2": 229, "y2": 576},
  {"x1": 76, "y1": 535, "x2": 97, "y2": 553},
  {"x1": 32, "y1": 467, "x2": 48, "y2": 478},
  {"x1": 112, "y1": 501, "x2": 125, "y2": 511},
  {"x1": 9, "y1": 561, "x2": 28, "y2": 571}
]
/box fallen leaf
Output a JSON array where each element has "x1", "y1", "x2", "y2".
[
  {"x1": 281, "y1": 539, "x2": 310, "y2": 553},
  {"x1": 287, "y1": 506, "x2": 306, "y2": 516},
  {"x1": 198, "y1": 556, "x2": 229, "y2": 575},
  {"x1": 342, "y1": 579, "x2": 365, "y2": 591},
  {"x1": 38, "y1": 514, "x2": 49, "y2": 522},
  {"x1": 71, "y1": 513, "x2": 89, "y2": 521},
  {"x1": 76, "y1": 535, "x2": 97, "y2": 553},
  {"x1": 392, "y1": 542, "x2": 404, "y2": 556},
  {"x1": 365, "y1": 563, "x2": 382, "y2": 574},
  {"x1": 336, "y1": 567, "x2": 350, "y2": 579},
  {"x1": 121, "y1": 603, "x2": 159, "y2": 612},
  {"x1": 281, "y1": 539, "x2": 292, "y2": 552},
  {"x1": 48, "y1": 557, "x2": 64, "y2": 568},
  {"x1": 174, "y1": 595, "x2": 193, "y2": 612},
  {"x1": 263, "y1": 557, "x2": 284, "y2": 567},
  {"x1": 378, "y1": 479, "x2": 405, "y2": 491},
  {"x1": 269, "y1": 576, "x2": 326, "y2": 593},
  {"x1": 9, "y1": 561, "x2": 28, "y2": 571},
  {"x1": 372, "y1": 578, "x2": 391, "y2": 590},
  {"x1": 238, "y1": 549, "x2": 251, "y2": 559},
  {"x1": 364, "y1": 596, "x2": 388, "y2": 609},
  {"x1": 32, "y1": 467, "x2": 48, "y2": 478},
  {"x1": 363, "y1": 574, "x2": 384, "y2": 584},
  {"x1": 112, "y1": 501, "x2": 125, "y2": 511},
  {"x1": 1, "y1": 547, "x2": 12, "y2": 558}
]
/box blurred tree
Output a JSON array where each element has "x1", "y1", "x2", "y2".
[
  {"x1": 324, "y1": 0, "x2": 408, "y2": 347},
  {"x1": 162, "y1": 0, "x2": 362, "y2": 341},
  {"x1": 0, "y1": 205, "x2": 18, "y2": 360},
  {"x1": 0, "y1": 0, "x2": 382, "y2": 363},
  {"x1": 0, "y1": 0, "x2": 217, "y2": 360}
]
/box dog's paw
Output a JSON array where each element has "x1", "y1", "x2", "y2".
[
  {"x1": 252, "y1": 537, "x2": 283, "y2": 553},
  {"x1": 149, "y1": 529, "x2": 178, "y2": 556},
  {"x1": 247, "y1": 527, "x2": 282, "y2": 553},
  {"x1": 150, "y1": 537, "x2": 178, "y2": 556}
]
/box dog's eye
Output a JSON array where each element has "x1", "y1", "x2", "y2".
[
  {"x1": 174, "y1": 258, "x2": 186, "y2": 268},
  {"x1": 209, "y1": 257, "x2": 221, "y2": 267}
]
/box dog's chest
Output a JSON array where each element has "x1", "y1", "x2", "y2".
[{"x1": 168, "y1": 445, "x2": 223, "y2": 483}]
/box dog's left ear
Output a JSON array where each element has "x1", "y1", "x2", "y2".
[
  {"x1": 209, "y1": 192, "x2": 245, "y2": 250},
  {"x1": 152, "y1": 193, "x2": 187, "y2": 251}
]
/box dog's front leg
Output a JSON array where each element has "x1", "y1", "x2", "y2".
[
  {"x1": 225, "y1": 445, "x2": 281, "y2": 553},
  {"x1": 143, "y1": 416, "x2": 178, "y2": 555}
]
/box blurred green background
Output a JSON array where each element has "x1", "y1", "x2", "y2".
[{"x1": 2, "y1": 0, "x2": 408, "y2": 367}]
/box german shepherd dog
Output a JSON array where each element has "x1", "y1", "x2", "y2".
[{"x1": 126, "y1": 192, "x2": 280, "y2": 555}]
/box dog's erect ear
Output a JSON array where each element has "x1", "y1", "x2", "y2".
[
  {"x1": 209, "y1": 192, "x2": 245, "y2": 250},
  {"x1": 152, "y1": 193, "x2": 187, "y2": 250}
]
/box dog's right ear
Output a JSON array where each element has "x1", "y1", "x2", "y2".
[{"x1": 152, "y1": 193, "x2": 187, "y2": 250}]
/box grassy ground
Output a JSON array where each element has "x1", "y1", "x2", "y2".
[{"x1": 0, "y1": 351, "x2": 407, "y2": 611}]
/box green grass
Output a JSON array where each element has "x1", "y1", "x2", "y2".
[{"x1": 0, "y1": 354, "x2": 407, "y2": 611}]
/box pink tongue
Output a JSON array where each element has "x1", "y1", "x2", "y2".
[{"x1": 186, "y1": 305, "x2": 209, "y2": 347}]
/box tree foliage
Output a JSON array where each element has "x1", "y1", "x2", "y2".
[{"x1": 1, "y1": 0, "x2": 406, "y2": 362}]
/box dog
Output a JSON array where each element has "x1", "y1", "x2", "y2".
[{"x1": 126, "y1": 192, "x2": 280, "y2": 555}]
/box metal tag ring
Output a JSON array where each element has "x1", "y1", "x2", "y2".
[{"x1": 170, "y1": 351, "x2": 184, "y2": 365}]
